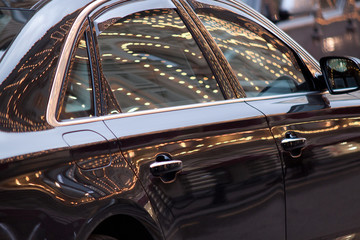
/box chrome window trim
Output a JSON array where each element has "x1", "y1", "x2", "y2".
[
  {"x1": 242, "y1": 91, "x2": 322, "y2": 102},
  {"x1": 50, "y1": 100, "x2": 242, "y2": 126},
  {"x1": 46, "y1": 0, "x2": 110, "y2": 127},
  {"x1": 49, "y1": 90, "x2": 320, "y2": 127}
]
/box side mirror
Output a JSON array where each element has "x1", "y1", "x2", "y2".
[{"x1": 320, "y1": 56, "x2": 360, "y2": 94}]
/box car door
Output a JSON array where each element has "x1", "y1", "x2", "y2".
[
  {"x1": 250, "y1": 92, "x2": 360, "y2": 240},
  {"x1": 90, "y1": 0, "x2": 286, "y2": 239},
  {"x1": 187, "y1": 0, "x2": 360, "y2": 239}
]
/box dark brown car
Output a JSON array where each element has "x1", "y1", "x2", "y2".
[{"x1": 1, "y1": 0, "x2": 360, "y2": 240}]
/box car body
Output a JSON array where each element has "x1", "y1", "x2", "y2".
[{"x1": 1, "y1": 0, "x2": 360, "y2": 240}]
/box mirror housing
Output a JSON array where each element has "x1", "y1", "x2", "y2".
[{"x1": 320, "y1": 56, "x2": 360, "y2": 94}]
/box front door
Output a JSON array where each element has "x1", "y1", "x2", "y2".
[{"x1": 251, "y1": 92, "x2": 360, "y2": 240}]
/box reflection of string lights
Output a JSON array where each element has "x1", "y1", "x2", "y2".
[
  {"x1": 130, "y1": 130, "x2": 263, "y2": 172},
  {"x1": 9, "y1": 152, "x2": 137, "y2": 206},
  {"x1": 0, "y1": 17, "x2": 75, "y2": 132},
  {"x1": 126, "y1": 116, "x2": 360, "y2": 176},
  {"x1": 98, "y1": 9, "x2": 221, "y2": 113}
]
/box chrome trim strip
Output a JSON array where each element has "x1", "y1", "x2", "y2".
[
  {"x1": 333, "y1": 87, "x2": 358, "y2": 93},
  {"x1": 51, "y1": 99, "x2": 243, "y2": 126},
  {"x1": 51, "y1": 91, "x2": 322, "y2": 127},
  {"x1": 46, "y1": 0, "x2": 110, "y2": 127},
  {"x1": 242, "y1": 91, "x2": 321, "y2": 102}
]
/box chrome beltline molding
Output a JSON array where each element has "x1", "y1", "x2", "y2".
[
  {"x1": 46, "y1": 0, "x2": 110, "y2": 127},
  {"x1": 48, "y1": 91, "x2": 316, "y2": 127},
  {"x1": 51, "y1": 100, "x2": 247, "y2": 126}
]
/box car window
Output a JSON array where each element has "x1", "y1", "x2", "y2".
[
  {"x1": 95, "y1": 7, "x2": 224, "y2": 114},
  {"x1": 57, "y1": 32, "x2": 95, "y2": 120},
  {"x1": 189, "y1": 0, "x2": 310, "y2": 97}
]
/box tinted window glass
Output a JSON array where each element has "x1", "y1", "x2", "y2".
[
  {"x1": 57, "y1": 33, "x2": 94, "y2": 120},
  {"x1": 96, "y1": 8, "x2": 224, "y2": 113},
  {"x1": 189, "y1": 1, "x2": 309, "y2": 97}
]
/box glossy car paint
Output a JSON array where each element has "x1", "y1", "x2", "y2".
[
  {"x1": 0, "y1": 121, "x2": 159, "y2": 239},
  {"x1": 248, "y1": 92, "x2": 360, "y2": 239},
  {"x1": 105, "y1": 100, "x2": 285, "y2": 240},
  {"x1": 1, "y1": 0, "x2": 360, "y2": 240}
]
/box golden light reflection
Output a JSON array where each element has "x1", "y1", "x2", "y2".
[
  {"x1": 97, "y1": 9, "x2": 223, "y2": 114},
  {"x1": 4, "y1": 151, "x2": 138, "y2": 206},
  {"x1": 124, "y1": 128, "x2": 271, "y2": 176}
]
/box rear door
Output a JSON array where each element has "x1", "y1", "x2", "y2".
[
  {"x1": 187, "y1": 0, "x2": 360, "y2": 239},
  {"x1": 91, "y1": 0, "x2": 286, "y2": 239}
]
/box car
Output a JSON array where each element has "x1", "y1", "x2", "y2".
[{"x1": 1, "y1": 0, "x2": 360, "y2": 240}]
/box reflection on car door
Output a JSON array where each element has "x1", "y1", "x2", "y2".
[
  {"x1": 249, "y1": 92, "x2": 360, "y2": 240},
  {"x1": 104, "y1": 102, "x2": 285, "y2": 240},
  {"x1": 93, "y1": 1, "x2": 286, "y2": 239}
]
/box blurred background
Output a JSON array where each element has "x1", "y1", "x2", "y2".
[{"x1": 242, "y1": 0, "x2": 360, "y2": 60}]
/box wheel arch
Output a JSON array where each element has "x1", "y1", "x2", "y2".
[
  {"x1": 77, "y1": 199, "x2": 164, "y2": 240},
  {"x1": 89, "y1": 214, "x2": 155, "y2": 240}
]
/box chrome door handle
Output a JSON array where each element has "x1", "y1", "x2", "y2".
[
  {"x1": 281, "y1": 132, "x2": 307, "y2": 158},
  {"x1": 150, "y1": 154, "x2": 182, "y2": 183},
  {"x1": 150, "y1": 160, "x2": 183, "y2": 177},
  {"x1": 281, "y1": 137, "x2": 306, "y2": 151}
]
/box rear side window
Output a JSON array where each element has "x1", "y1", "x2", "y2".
[{"x1": 95, "y1": 7, "x2": 224, "y2": 114}]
